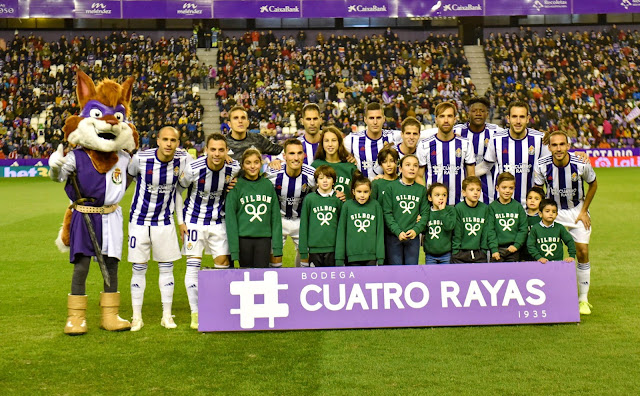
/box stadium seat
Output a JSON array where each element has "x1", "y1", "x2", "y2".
[
  {"x1": 282, "y1": 126, "x2": 290, "y2": 135},
  {"x1": 285, "y1": 80, "x2": 292, "y2": 91}
]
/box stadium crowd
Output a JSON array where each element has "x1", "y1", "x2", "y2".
[
  {"x1": 0, "y1": 31, "x2": 208, "y2": 158},
  {"x1": 215, "y1": 30, "x2": 474, "y2": 137},
  {"x1": 485, "y1": 25, "x2": 640, "y2": 149}
]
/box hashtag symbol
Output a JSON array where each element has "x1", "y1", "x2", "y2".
[{"x1": 230, "y1": 271, "x2": 289, "y2": 329}]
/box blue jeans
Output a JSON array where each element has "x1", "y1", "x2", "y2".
[
  {"x1": 425, "y1": 252, "x2": 452, "y2": 265},
  {"x1": 385, "y1": 234, "x2": 420, "y2": 265}
]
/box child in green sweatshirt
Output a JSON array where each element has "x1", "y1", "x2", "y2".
[
  {"x1": 487, "y1": 172, "x2": 528, "y2": 262},
  {"x1": 225, "y1": 149, "x2": 283, "y2": 268},
  {"x1": 371, "y1": 146, "x2": 399, "y2": 205},
  {"x1": 424, "y1": 182, "x2": 456, "y2": 264},
  {"x1": 452, "y1": 176, "x2": 489, "y2": 263},
  {"x1": 521, "y1": 186, "x2": 545, "y2": 262},
  {"x1": 335, "y1": 171, "x2": 385, "y2": 266},
  {"x1": 527, "y1": 199, "x2": 576, "y2": 263},
  {"x1": 299, "y1": 165, "x2": 343, "y2": 267},
  {"x1": 382, "y1": 155, "x2": 428, "y2": 265}
]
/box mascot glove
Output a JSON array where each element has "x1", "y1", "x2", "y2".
[{"x1": 49, "y1": 144, "x2": 67, "y2": 180}]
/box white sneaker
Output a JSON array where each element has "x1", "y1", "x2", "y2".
[
  {"x1": 161, "y1": 315, "x2": 177, "y2": 329},
  {"x1": 131, "y1": 317, "x2": 144, "y2": 332}
]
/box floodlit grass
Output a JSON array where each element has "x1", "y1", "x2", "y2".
[{"x1": 1, "y1": 169, "x2": 639, "y2": 394}]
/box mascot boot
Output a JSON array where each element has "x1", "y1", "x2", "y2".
[
  {"x1": 99, "y1": 292, "x2": 131, "y2": 331},
  {"x1": 64, "y1": 294, "x2": 88, "y2": 335}
]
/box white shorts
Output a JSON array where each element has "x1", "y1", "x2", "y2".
[
  {"x1": 183, "y1": 222, "x2": 230, "y2": 258},
  {"x1": 127, "y1": 223, "x2": 182, "y2": 263},
  {"x1": 556, "y1": 202, "x2": 591, "y2": 244},
  {"x1": 282, "y1": 217, "x2": 300, "y2": 249}
]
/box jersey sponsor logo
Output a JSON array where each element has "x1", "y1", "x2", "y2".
[
  {"x1": 432, "y1": 164, "x2": 461, "y2": 175},
  {"x1": 146, "y1": 183, "x2": 174, "y2": 194},
  {"x1": 549, "y1": 187, "x2": 577, "y2": 198},
  {"x1": 503, "y1": 163, "x2": 531, "y2": 174},
  {"x1": 112, "y1": 168, "x2": 122, "y2": 185}
]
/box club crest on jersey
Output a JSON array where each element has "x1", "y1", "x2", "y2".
[
  {"x1": 484, "y1": 138, "x2": 489, "y2": 147},
  {"x1": 187, "y1": 242, "x2": 193, "y2": 250},
  {"x1": 112, "y1": 168, "x2": 122, "y2": 185},
  {"x1": 302, "y1": 183, "x2": 309, "y2": 192},
  {"x1": 455, "y1": 148, "x2": 462, "y2": 158},
  {"x1": 225, "y1": 175, "x2": 232, "y2": 183},
  {"x1": 174, "y1": 166, "x2": 180, "y2": 177},
  {"x1": 528, "y1": 145, "x2": 535, "y2": 155},
  {"x1": 571, "y1": 172, "x2": 578, "y2": 182}
]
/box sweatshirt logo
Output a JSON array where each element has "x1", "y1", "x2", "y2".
[
  {"x1": 499, "y1": 218, "x2": 515, "y2": 231},
  {"x1": 429, "y1": 225, "x2": 441, "y2": 239},
  {"x1": 317, "y1": 212, "x2": 333, "y2": 226},
  {"x1": 465, "y1": 223, "x2": 481, "y2": 236},
  {"x1": 540, "y1": 243, "x2": 557, "y2": 257},
  {"x1": 399, "y1": 200, "x2": 416, "y2": 214},
  {"x1": 354, "y1": 219, "x2": 370, "y2": 232},
  {"x1": 245, "y1": 203, "x2": 267, "y2": 222}
]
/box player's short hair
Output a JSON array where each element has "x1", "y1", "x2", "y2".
[
  {"x1": 496, "y1": 172, "x2": 516, "y2": 186},
  {"x1": 205, "y1": 133, "x2": 227, "y2": 148},
  {"x1": 527, "y1": 186, "x2": 546, "y2": 200},
  {"x1": 399, "y1": 154, "x2": 419, "y2": 168},
  {"x1": 462, "y1": 176, "x2": 482, "y2": 190},
  {"x1": 351, "y1": 170, "x2": 372, "y2": 193},
  {"x1": 283, "y1": 138, "x2": 303, "y2": 152},
  {"x1": 401, "y1": 116, "x2": 421, "y2": 134},
  {"x1": 229, "y1": 105, "x2": 248, "y2": 116},
  {"x1": 365, "y1": 102, "x2": 383, "y2": 116},
  {"x1": 241, "y1": 148, "x2": 262, "y2": 164},
  {"x1": 435, "y1": 101, "x2": 458, "y2": 117},
  {"x1": 377, "y1": 146, "x2": 399, "y2": 166},
  {"x1": 159, "y1": 126, "x2": 180, "y2": 138},
  {"x1": 302, "y1": 103, "x2": 321, "y2": 117},
  {"x1": 507, "y1": 100, "x2": 529, "y2": 116},
  {"x1": 314, "y1": 165, "x2": 336, "y2": 184},
  {"x1": 539, "y1": 198, "x2": 558, "y2": 212},
  {"x1": 315, "y1": 126, "x2": 350, "y2": 162},
  {"x1": 427, "y1": 182, "x2": 448, "y2": 197},
  {"x1": 467, "y1": 97, "x2": 490, "y2": 109},
  {"x1": 548, "y1": 130, "x2": 570, "y2": 144}
]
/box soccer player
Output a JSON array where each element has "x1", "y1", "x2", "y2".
[
  {"x1": 527, "y1": 199, "x2": 577, "y2": 264},
  {"x1": 266, "y1": 139, "x2": 316, "y2": 267},
  {"x1": 417, "y1": 101, "x2": 476, "y2": 204},
  {"x1": 175, "y1": 133, "x2": 240, "y2": 329},
  {"x1": 483, "y1": 101, "x2": 549, "y2": 206},
  {"x1": 454, "y1": 97, "x2": 501, "y2": 203},
  {"x1": 298, "y1": 165, "x2": 343, "y2": 267},
  {"x1": 452, "y1": 176, "x2": 490, "y2": 263},
  {"x1": 382, "y1": 155, "x2": 429, "y2": 265},
  {"x1": 226, "y1": 105, "x2": 283, "y2": 161},
  {"x1": 299, "y1": 103, "x2": 323, "y2": 164},
  {"x1": 128, "y1": 126, "x2": 191, "y2": 331},
  {"x1": 372, "y1": 116, "x2": 425, "y2": 177},
  {"x1": 534, "y1": 131, "x2": 597, "y2": 315},
  {"x1": 486, "y1": 172, "x2": 528, "y2": 262},
  {"x1": 344, "y1": 102, "x2": 397, "y2": 180}
]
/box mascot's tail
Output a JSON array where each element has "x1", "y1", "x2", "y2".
[{"x1": 55, "y1": 208, "x2": 72, "y2": 253}]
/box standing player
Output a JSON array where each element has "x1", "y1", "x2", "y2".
[
  {"x1": 270, "y1": 103, "x2": 324, "y2": 168},
  {"x1": 483, "y1": 101, "x2": 549, "y2": 206},
  {"x1": 266, "y1": 139, "x2": 316, "y2": 267},
  {"x1": 344, "y1": 102, "x2": 397, "y2": 180},
  {"x1": 175, "y1": 133, "x2": 240, "y2": 329},
  {"x1": 226, "y1": 105, "x2": 283, "y2": 161},
  {"x1": 453, "y1": 97, "x2": 501, "y2": 203},
  {"x1": 534, "y1": 131, "x2": 597, "y2": 315},
  {"x1": 417, "y1": 101, "x2": 476, "y2": 205},
  {"x1": 128, "y1": 126, "x2": 191, "y2": 331}
]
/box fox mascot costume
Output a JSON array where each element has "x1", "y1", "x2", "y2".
[{"x1": 49, "y1": 71, "x2": 138, "y2": 335}]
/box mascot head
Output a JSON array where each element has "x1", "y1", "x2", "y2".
[{"x1": 62, "y1": 71, "x2": 139, "y2": 152}]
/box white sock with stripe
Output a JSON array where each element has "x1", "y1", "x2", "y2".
[
  {"x1": 131, "y1": 263, "x2": 147, "y2": 319},
  {"x1": 158, "y1": 262, "x2": 174, "y2": 316},
  {"x1": 577, "y1": 262, "x2": 591, "y2": 302},
  {"x1": 185, "y1": 258, "x2": 200, "y2": 313}
]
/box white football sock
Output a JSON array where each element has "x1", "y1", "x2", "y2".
[
  {"x1": 158, "y1": 262, "x2": 174, "y2": 316},
  {"x1": 577, "y1": 262, "x2": 591, "y2": 302},
  {"x1": 185, "y1": 258, "x2": 200, "y2": 313},
  {"x1": 131, "y1": 263, "x2": 147, "y2": 319}
]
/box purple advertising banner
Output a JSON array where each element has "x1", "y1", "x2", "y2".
[
  {"x1": 302, "y1": 0, "x2": 391, "y2": 18},
  {"x1": 199, "y1": 261, "x2": 580, "y2": 332},
  {"x1": 0, "y1": 0, "x2": 19, "y2": 17},
  {"x1": 398, "y1": 0, "x2": 484, "y2": 17},
  {"x1": 167, "y1": 0, "x2": 213, "y2": 18},
  {"x1": 28, "y1": 0, "x2": 74, "y2": 17},
  {"x1": 573, "y1": 0, "x2": 640, "y2": 14},
  {"x1": 122, "y1": 0, "x2": 167, "y2": 19},
  {"x1": 74, "y1": 0, "x2": 122, "y2": 18},
  {"x1": 214, "y1": 0, "x2": 301, "y2": 18},
  {"x1": 0, "y1": 158, "x2": 49, "y2": 166},
  {"x1": 484, "y1": 0, "x2": 571, "y2": 15},
  {"x1": 570, "y1": 148, "x2": 640, "y2": 157}
]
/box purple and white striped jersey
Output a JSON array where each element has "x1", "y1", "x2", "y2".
[
  {"x1": 484, "y1": 128, "x2": 550, "y2": 206},
  {"x1": 344, "y1": 129, "x2": 396, "y2": 180},
  {"x1": 534, "y1": 153, "x2": 596, "y2": 210},
  {"x1": 128, "y1": 148, "x2": 191, "y2": 226},
  {"x1": 454, "y1": 122, "x2": 502, "y2": 204},
  {"x1": 179, "y1": 157, "x2": 241, "y2": 225},
  {"x1": 266, "y1": 164, "x2": 316, "y2": 219},
  {"x1": 416, "y1": 135, "x2": 476, "y2": 206},
  {"x1": 298, "y1": 135, "x2": 320, "y2": 165}
]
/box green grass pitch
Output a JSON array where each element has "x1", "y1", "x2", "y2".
[{"x1": 1, "y1": 168, "x2": 639, "y2": 394}]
